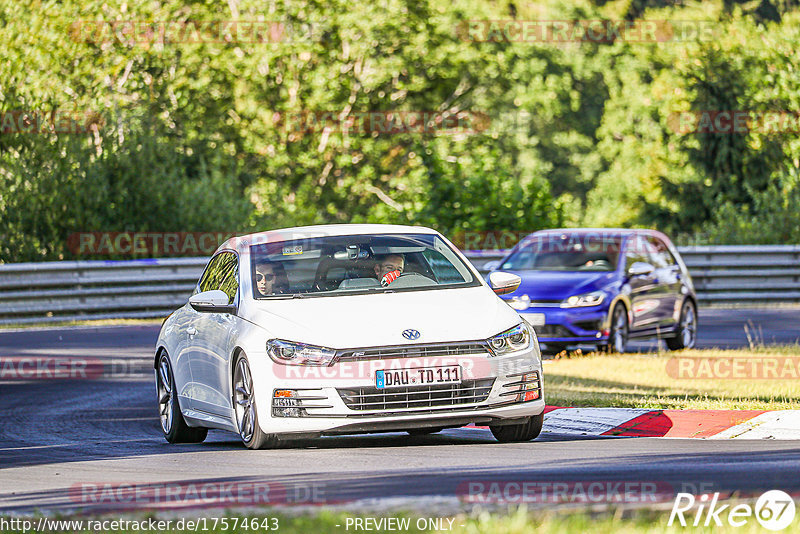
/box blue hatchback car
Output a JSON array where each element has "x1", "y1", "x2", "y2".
[{"x1": 486, "y1": 229, "x2": 698, "y2": 353}]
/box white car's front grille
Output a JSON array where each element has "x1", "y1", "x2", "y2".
[
  {"x1": 337, "y1": 379, "x2": 495, "y2": 411},
  {"x1": 335, "y1": 342, "x2": 488, "y2": 362}
]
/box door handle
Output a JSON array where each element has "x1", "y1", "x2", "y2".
[{"x1": 187, "y1": 327, "x2": 197, "y2": 336}]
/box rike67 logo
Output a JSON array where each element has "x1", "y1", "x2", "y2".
[{"x1": 669, "y1": 490, "x2": 796, "y2": 531}]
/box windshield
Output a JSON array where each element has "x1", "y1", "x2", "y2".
[
  {"x1": 250, "y1": 233, "x2": 479, "y2": 298},
  {"x1": 500, "y1": 234, "x2": 622, "y2": 272}
]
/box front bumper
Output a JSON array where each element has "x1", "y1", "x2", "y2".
[
  {"x1": 247, "y1": 345, "x2": 545, "y2": 435},
  {"x1": 519, "y1": 306, "x2": 610, "y2": 344}
]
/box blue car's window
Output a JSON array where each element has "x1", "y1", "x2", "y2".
[
  {"x1": 249, "y1": 233, "x2": 479, "y2": 298},
  {"x1": 646, "y1": 236, "x2": 677, "y2": 268},
  {"x1": 625, "y1": 235, "x2": 653, "y2": 270},
  {"x1": 502, "y1": 235, "x2": 622, "y2": 272}
]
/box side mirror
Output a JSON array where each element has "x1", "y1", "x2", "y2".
[
  {"x1": 628, "y1": 262, "x2": 655, "y2": 277},
  {"x1": 189, "y1": 290, "x2": 237, "y2": 314},
  {"x1": 489, "y1": 271, "x2": 521, "y2": 296},
  {"x1": 482, "y1": 260, "x2": 501, "y2": 272}
]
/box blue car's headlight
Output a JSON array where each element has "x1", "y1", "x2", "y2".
[
  {"x1": 267, "y1": 339, "x2": 337, "y2": 366},
  {"x1": 487, "y1": 323, "x2": 532, "y2": 356},
  {"x1": 561, "y1": 290, "x2": 605, "y2": 308}
]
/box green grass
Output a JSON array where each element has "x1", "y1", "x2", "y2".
[
  {"x1": 544, "y1": 346, "x2": 800, "y2": 410},
  {"x1": 0, "y1": 508, "x2": 783, "y2": 534}
]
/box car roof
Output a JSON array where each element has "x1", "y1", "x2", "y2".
[
  {"x1": 527, "y1": 228, "x2": 671, "y2": 240},
  {"x1": 219, "y1": 224, "x2": 441, "y2": 254}
]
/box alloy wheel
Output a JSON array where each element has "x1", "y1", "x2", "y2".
[
  {"x1": 234, "y1": 358, "x2": 255, "y2": 443},
  {"x1": 680, "y1": 303, "x2": 697, "y2": 348},
  {"x1": 611, "y1": 305, "x2": 628, "y2": 353},
  {"x1": 157, "y1": 356, "x2": 174, "y2": 434}
]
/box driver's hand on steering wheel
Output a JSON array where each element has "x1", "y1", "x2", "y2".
[{"x1": 381, "y1": 270, "x2": 402, "y2": 287}]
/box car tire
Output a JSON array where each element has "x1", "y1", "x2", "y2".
[
  {"x1": 156, "y1": 352, "x2": 208, "y2": 444},
  {"x1": 489, "y1": 413, "x2": 544, "y2": 443},
  {"x1": 666, "y1": 300, "x2": 697, "y2": 351},
  {"x1": 233, "y1": 352, "x2": 279, "y2": 450},
  {"x1": 601, "y1": 303, "x2": 628, "y2": 354}
]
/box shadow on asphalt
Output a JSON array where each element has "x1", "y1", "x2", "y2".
[{"x1": 4, "y1": 445, "x2": 800, "y2": 515}]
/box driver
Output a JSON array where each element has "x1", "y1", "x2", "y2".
[
  {"x1": 255, "y1": 261, "x2": 289, "y2": 296},
  {"x1": 373, "y1": 253, "x2": 404, "y2": 287}
]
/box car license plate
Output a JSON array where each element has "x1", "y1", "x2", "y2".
[
  {"x1": 525, "y1": 313, "x2": 546, "y2": 326},
  {"x1": 375, "y1": 365, "x2": 461, "y2": 389}
]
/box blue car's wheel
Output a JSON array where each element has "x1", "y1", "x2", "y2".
[
  {"x1": 666, "y1": 300, "x2": 697, "y2": 350},
  {"x1": 600, "y1": 303, "x2": 628, "y2": 354}
]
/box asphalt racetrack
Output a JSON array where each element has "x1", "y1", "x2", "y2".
[{"x1": 0, "y1": 308, "x2": 799, "y2": 515}]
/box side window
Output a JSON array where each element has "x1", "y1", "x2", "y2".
[
  {"x1": 648, "y1": 236, "x2": 677, "y2": 268},
  {"x1": 198, "y1": 254, "x2": 225, "y2": 293},
  {"x1": 217, "y1": 253, "x2": 239, "y2": 304},
  {"x1": 422, "y1": 249, "x2": 467, "y2": 284},
  {"x1": 197, "y1": 252, "x2": 239, "y2": 304},
  {"x1": 625, "y1": 236, "x2": 650, "y2": 270}
]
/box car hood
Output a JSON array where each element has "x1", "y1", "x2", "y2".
[
  {"x1": 500, "y1": 270, "x2": 616, "y2": 300},
  {"x1": 242, "y1": 286, "x2": 520, "y2": 349}
]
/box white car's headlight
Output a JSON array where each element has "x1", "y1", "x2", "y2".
[
  {"x1": 487, "y1": 323, "x2": 532, "y2": 356},
  {"x1": 267, "y1": 339, "x2": 337, "y2": 366},
  {"x1": 561, "y1": 290, "x2": 605, "y2": 308}
]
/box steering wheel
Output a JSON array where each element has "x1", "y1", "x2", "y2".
[
  {"x1": 398, "y1": 271, "x2": 435, "y2": 282},
  {"x1": 382, "y1": 272, "x2": 436, "y2": 287}
]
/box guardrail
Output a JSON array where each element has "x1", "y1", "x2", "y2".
[{"x1": 0, "y1": 246, "x2": 797, "y2": 324}]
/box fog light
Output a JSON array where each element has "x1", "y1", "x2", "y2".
[
  {"x1": 272, "y1": 389, "x2": 306, "y2": 417},
  {"x1": 501, "y1": 371, "x2": 542, "y2": 404},
  {"x1": 524, "y1": 390, "x2": 540, "y2": 401},
  {"x1": 520, "y1": 372, "x2": 540, "y2": 402}
]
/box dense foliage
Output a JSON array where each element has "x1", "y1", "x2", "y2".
[{"x1": 1, "y1": 0, "x2": 798, "y2": 261}]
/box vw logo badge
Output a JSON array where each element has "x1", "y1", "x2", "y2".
[{"x1": 402, "y1": 329, "x2": 421, "y2": 340}]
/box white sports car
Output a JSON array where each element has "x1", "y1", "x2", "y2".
[{"x1": 155, "y1": 224, "x2": 545, "y2": 449}]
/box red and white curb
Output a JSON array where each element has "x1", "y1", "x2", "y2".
[
  {"x1": 711, "y1": 410, "x2": 800, "y2": 440},
  {"x1": 461, "y1": 407, "x2": 799, "y2": 439},
  {"x1": 540, "y1": 407, "x2": 800, "y2": 439}
]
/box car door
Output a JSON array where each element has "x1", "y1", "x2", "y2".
[
  {"x1": 177, "y1": 253, "x2": 226, "y2": 410},
  {"x1": 646, "y1": 235, "x2": 682, "y2": 329},
  {"x1": 187, "y1": 251, "x2": 241, "y2": 418},
  {"x1": 165, "y1": 304, "x2": 196, "y2": 413},
  {"x1": 625, "y1": 235, "x2": 661, "y2": 331}
]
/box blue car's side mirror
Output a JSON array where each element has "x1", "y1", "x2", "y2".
[{"x1": 627, "y1": 262, "x2": 655, "y2": 277}]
